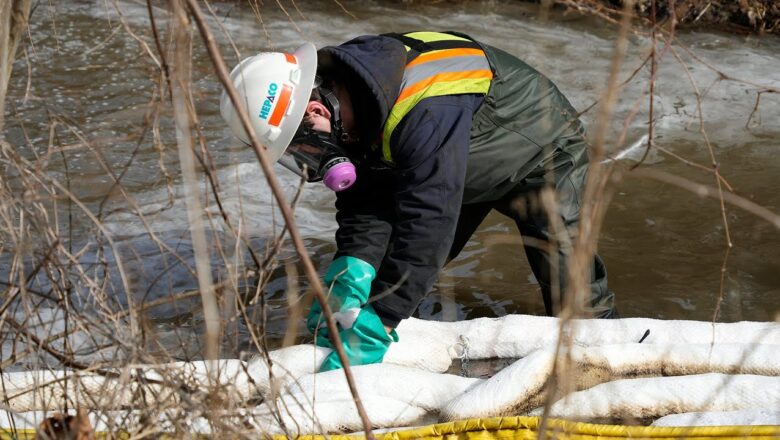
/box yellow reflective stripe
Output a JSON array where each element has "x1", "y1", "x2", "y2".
[
  {"x1": 403, "y1": 31, "x2": 471, "y2": 43},
  {"x1": 406, "y1": 48, "x2": 486, "y2": 68},
  {"x1": 382, "y1": 75, "x2": 492, "y2": 164},
  {"x1": 400, "y1": 33, "x2": 470, "y2": 52}
]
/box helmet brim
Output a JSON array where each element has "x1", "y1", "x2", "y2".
[{"x1": 270, "y1": 42, "x2": 318, "y2": 163}]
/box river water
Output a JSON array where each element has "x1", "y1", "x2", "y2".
[{"x1": 3, "y1": 0, "x2": 779, "y2": 360}]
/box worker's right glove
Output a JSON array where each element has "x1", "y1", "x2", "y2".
[{"x1": 306, "y1": 256, "x2": 376, "y2": 335}]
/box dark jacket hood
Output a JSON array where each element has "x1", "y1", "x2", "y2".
[{"x1": 317, "y1": 35, "x2": 407, "y2": 142}]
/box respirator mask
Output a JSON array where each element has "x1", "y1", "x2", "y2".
[{"x1": 279, "y1": 85, "x2": 357, "y2": 192}]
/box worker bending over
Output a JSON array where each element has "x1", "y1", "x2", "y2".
[{"x1": 221, "y1": 31, "x2": 618, "y2": 372}]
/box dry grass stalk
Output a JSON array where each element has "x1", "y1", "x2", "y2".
[
  {"x1": 185, "y1": 0, "x2": 376, "y2": 436},
  {"x1": 0, "y1": 0, "x2": 32, "y2": 133}
]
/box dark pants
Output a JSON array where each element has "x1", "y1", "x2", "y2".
[{"x1": 447, "y1": 147, "x2": 618, "y2": 318}]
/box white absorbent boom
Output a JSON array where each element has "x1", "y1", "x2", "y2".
[{"x1": 2, "y1": 315, "x2": 779, "y2": 434}]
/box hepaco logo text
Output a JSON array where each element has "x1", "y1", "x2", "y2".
[{"x1": 259, "y1": 83, "x2": 278, "y2": 120}]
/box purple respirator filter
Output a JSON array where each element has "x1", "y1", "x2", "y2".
[{"x1": 322, "y1": 159, "x2": 356, "y2": 192}]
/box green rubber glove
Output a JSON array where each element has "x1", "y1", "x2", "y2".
[
  {"x1": 318, "y1": 304, "x2": 399, "y2": 372},
  {"x1": 307, "y1": 256, "x2": 375, "y2": 334}
]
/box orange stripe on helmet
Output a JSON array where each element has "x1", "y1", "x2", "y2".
[
  {"x1": 396, "y1": 69, "x2": 493, "y2": 103},
  {"x1": 269, "y1": 84, "x2": 293, "y2": 127},
  {"x1": 285, "y1": 53, "x2": 297, "y2": 64},
  {"x1": 406, "y1": 48, "x2": 486, "y2": 68}
]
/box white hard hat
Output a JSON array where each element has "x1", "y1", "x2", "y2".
[{"x1": 220, "y1": 43, "x2": 318, "y2": 163}]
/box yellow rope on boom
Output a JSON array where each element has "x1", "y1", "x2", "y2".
[{"x1": 4, "y1": 416, "x2": 779, "y2": 439}]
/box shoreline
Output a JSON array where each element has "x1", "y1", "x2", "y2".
[{"x1": 548, "y1": 0, "x2": 780, "y2": 35}]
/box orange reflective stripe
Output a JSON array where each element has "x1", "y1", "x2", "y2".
[
  {"x1": 284, "y1": 53, "x2": 297, "y2": 64},
  {"x1": 268, "y1": 84, "x2": 292, "y2": 127},
  {"x1": 396, "y1": 69, "x2": 493, "y2": 103},
  {"x1": 406, "y1": 48, "x2": 486, "y2": 68}
]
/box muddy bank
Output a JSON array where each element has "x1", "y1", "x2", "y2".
[
  {"x1": 401, "y1": 1, "x2": 780, "y2": 35},
  {"x1": 552, "y1": 0, "x2": 780, "y2": 34}
]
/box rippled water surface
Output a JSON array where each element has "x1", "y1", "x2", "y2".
[{"x1": 4, "y1": 0, "x2": 780, "y2": 358}]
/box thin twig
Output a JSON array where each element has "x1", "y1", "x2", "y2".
[
  {"x1": 184, "y1": 0, "x2": 375, "y2": 436},
  {"x1": 146, "y1": 0, "x2": 173, "y2": 101},
  {"x1": 633, "y1": 168, "x2": 780, "y2": 229}
]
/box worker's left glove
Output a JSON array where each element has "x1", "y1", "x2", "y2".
[{"x1": 317, "y1": 303, "x2": 399, "y2": 372}]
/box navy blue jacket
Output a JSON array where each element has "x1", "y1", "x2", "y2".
[{"x1": 318, "y1": 34, "x2": 586, "y2": 327}]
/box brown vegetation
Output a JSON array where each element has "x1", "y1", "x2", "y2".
[{"x1": 552, "y1": 0, "x2": 780, "y2": 34}]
